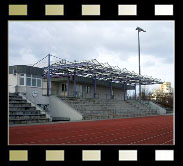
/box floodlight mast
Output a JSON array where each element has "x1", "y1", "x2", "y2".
[{"x1": 136, "y1": 27, "x2": 146, "y2": 100}]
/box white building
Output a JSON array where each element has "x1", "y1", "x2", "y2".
[
  {"x1": 9, "y1": 65, "x2": 43, "y2": 93},
  {"x1": 9, "y1": 65, "x2": 49, "y2": 105},
  {"x1": 9, "y1": 65, "x2": 134, "y2": 102},
  {"x1": 152, "y1": 82, "x2": 173, "y2": 100},
  {"x1": 159, "y1": 82, "x2": 172, "y2": 94}
]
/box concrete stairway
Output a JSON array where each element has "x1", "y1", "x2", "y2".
[
  {"x1": 61, "y1": 97, "x2": 158, "y2": 120},
  {"x1": 126, "y1": 100, "x2": 158, "y2": 115},
  {"x1": 9, "y1": 93, "x2": 50, "y2": 125}
]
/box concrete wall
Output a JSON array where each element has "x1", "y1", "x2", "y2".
[
  {"x1": 51, "y1": 81, "x2": 58, "y2": 95},
  {"x1": 25, "y1": 87, "x2": 49, "y2": 105},
  {"x1": 113, "y1": 88, "x2": 125, "y2": 100},
  {"x1": 43, "y1": 79, "x2": 51, "y2": 95},
  {"x1": 43, "y1": 79, "x2": 126, "y2": 100},
  {"x1": 148, "y1": 101, "x2": 166, "y2": 115},
  {"x1": 71, "y1": 83, "x2": 126, "y2": 100},
  {"x1": 48, "y1": 95, "x2": 83, "y2": 121},
  {"x1": 66, "y1": 82, "x2": 124, "y2": 99},
  {"x1": 9, "y1": 72, "x2": 26, "y2": 94},
  {"x1": 13, "y1": 86, "x2": 49, "y2": 105},
  {"x1": 19, "y1": 93, "x2": 51, "y2": 121},
  {"x1": 8, "y1": 74, "x2": 18, "y2": 93},
  {"x1": 15, "y1": 86, "x2": 27, "y2": 94}
]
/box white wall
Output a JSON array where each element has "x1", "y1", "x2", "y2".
[
  {"x1": 9, "y1": 74, "x2": 49, "y2": 104},
  {"x1": 8, "y1": 74, "x2": 18, "y2": 93},
  {"x1": 25, "y1": 87, "x2": 49, "y2": 105},
  {"x1": 48, "y1": 95, "x2": 83, "y2": 121}
]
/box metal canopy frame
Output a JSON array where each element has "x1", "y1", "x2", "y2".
[{"x1": 43, "y1": 55, "x2": 163, "y2": 86}]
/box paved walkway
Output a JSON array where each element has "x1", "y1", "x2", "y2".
[{"x1": 9, "y1": 115, "x2": 173, "y2": 145}]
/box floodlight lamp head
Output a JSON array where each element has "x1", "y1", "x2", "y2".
[{"x1": 136, "y1": 27, "x2": 146, "y2": 32}]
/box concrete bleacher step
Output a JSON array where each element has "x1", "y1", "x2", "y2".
[
  {"x1": 9, "y1": 93, "x2": 49, "y2": 125},
  {"x1": 9, "y1": 93, "x2": 20, "y2": 96},
  {"x1": 9, "y1": 100, "x2": 27, "y2": 103},
  {"x1": 61, "y1": 97, "x2": 158, "y2": 120},
  {"x1": 9, "y1": 111, "x2": 41, "y2": 115},
  {"x1": 9, "y1": 97, "x2": 23, "y2": 101},
  {"x1": 9, "y1": 118, "x2": 50, "y2": 125},
  {"x1": 9, "y1": 106, "x2": 37, "y2": 111},
  {"x1": 9, "y1": 94, "x2": 22, "y2": 98},
  {"x1": 9, "y1": 109, "x2": 40, "y2": 113},
  {"x1": 9, "y1": 114, "x2": 46, "y2": 119},
  {"x1": 9, "y1": 103, "x2": 32, "y2": 107}
]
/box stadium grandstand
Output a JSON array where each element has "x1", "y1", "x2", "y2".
[{"x1": 8, "y1": 54, "x2": 173, "y2": 145}]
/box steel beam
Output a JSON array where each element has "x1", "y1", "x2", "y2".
[
  {"x1": 42, "y1": 56, "x2": 162, "y2": 87},
  {"x1": 67, "y1": 76, "x2": 70, "y2": 96},
  {"x1": 47, "y1": 54, "x2": 50, "y2": 96},
  {"x1": 134, "y1": 84, "x2": 136, "y2": 100},
  {"x1": 123, "y1": 83, "x2": 126, "y2": 101},
  {"x1": 94, "y1": 76, "x2": 96, "y2": 98},
  {"x1": 110, "y1": 81, "x2": 113, "y2": 99},
  {"x1": 73, "y1": 72, "x2": 76, "y2": 97}
]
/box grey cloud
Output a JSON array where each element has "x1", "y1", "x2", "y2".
[{"x1": 9, "y1": 21, "x2": 174, "y2": 66}]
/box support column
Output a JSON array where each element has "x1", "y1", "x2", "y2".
[
  {"x1": 139, "y1": 80, "x2": 141, "y2": 100},
  {"x1": 138, "y1": 30, "x2": 141, "y2": 100},
  {"x1": 67, "y1": 76, "x2": 70, "y2": 96},
  {"x1": 73, "y1": 72, "x2": 76, "y2": 97},
  {"x1": 134, "y1": 84, "x2": 136, "y2": 100},
  {"x1": 47, "y1": 54, "x2": 50, "y2": 96},
  {"x1": 123, "y1": 82, "x2": 126, "y2": 101},
  {"x1": 94, "y1": 76, "x2": 96, "y2": 98},
  {"x1": 110, "y1": 81, "x2": 113, "y2": 99}
]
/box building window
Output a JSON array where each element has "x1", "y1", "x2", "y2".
[
  {"x1": 26, "y1": 74, "x2": 31, "y2": 86},
  {"x1": 26, "y1": 78, "x2": 31, "y2": 86},
  {"x1": 37, "y1": 79, "x2": 42, "y2": 88},
  {"x1": 19, "y1": 73, "x2": 42, "y2": 88},
  {"x1": 62, "y1": 84, "x2": 67, "y2": 91},
  {"x1": 86, "y1": 85, "x2": 90, "y2": 94},
  {"x1": 25, "y1": 74, "x2": 42, "y2": 88},
  {"x1": 32, "y1": 78, "x2": 37, "y2": 87},
  {"x1": 19, "y1": 74, "x2": 25, "y2": 86}
]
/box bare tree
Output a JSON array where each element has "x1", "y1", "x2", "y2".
[
  {"x1": 155, "y1": 93, "x2": 173, "y2": 109},
  {"x1": 141, "y1": 86, "x2": 152, "y2": 100}
]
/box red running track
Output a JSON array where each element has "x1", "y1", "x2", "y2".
[{"x1": 9, "y1": 115, "x2": 174, "y2": 145}]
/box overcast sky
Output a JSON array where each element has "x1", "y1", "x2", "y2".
[{"x1": 9, "y1": 21, "x2": 174, "y2": 91}]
